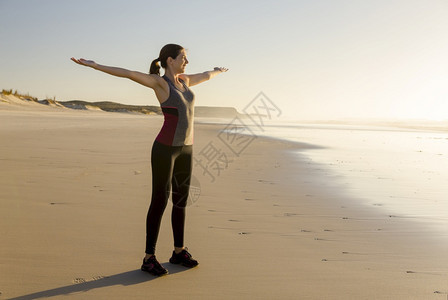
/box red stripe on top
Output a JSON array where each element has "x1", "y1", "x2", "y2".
[{"x1": 155, "y1": 107, "x2": 179, "y2": 146}]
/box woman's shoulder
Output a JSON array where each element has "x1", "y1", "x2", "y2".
[
  {"x1": 151, "y1": 73, "x2": 166, "y2": 82},
  {"x1": 178, "y1": 74, "x2": 190, "y2": 86},
  {"x1": 151, "y1": 74, "x2": 170, "y2": 90}
]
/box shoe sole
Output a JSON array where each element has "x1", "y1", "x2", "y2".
[
  {"x1": 141, "y1": 266, "x2": 169, "y2": 276},
  {"x1": 169, "y1": 259, "x2": 199, "y2": 268}
]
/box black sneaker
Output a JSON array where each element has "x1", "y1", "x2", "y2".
[
  {"x1": 169, "y1": 249, "x2": 199, "y2": 268},
  {"x1": 141, "y1": 256, "x2": 168, "y2": 276}
]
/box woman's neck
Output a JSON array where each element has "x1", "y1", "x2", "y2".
[{"x1": 163, "y1": 70, "x2": 179, "y2": 83}]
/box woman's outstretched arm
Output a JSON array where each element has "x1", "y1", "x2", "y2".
[
  {"x1": 70, "y1": 58, "x2": 160, "y2": 89},
  {"x1": 180, "y1": 67, "x2": 228, "y2": 87}
]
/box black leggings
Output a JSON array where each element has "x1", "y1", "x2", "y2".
[{"x1": 145, "y1": 140, "x2": 193, "y2": 255}]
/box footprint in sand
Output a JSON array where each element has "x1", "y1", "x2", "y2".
[
  {"x1": 93, "y1": 185, "x2": 105, "y2": 191},
  {"x1": 433, "y1": 291, "x2": 447, "y2": 295},
  {"x1": 284, "y1": 213, "x2": 299, "y2": 217},
  {"x1": 73, "y1": 278, "x2": 86, "y2": 284},
  {"x1": 258, "y1": 179, "x2": 275, "y2": 185},
  {"x1": 73, "y1": 276, "x2": 107, "y2": 284}
]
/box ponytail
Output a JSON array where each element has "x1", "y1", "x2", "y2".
[
  {"x1": 149, "y1": 58, "x2": 161, "y2": 75},
  {"x1": 149, "y1": 44, "x2": 184, "y2": 75}
]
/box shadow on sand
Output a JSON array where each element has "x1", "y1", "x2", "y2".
[{"x1": 8, "y1": 263, "x2": 189, "y2": 300}]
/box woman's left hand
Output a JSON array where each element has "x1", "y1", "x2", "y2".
[{"x1": 214, "y1": 67, "x2": 229, "y2": 72}]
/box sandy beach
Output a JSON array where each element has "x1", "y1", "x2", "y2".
[{"x1": 1, "y1": 98, "x2": 448, "y2": 299}]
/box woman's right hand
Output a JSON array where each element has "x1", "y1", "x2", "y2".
[{"x1": 70, "y1": 57, "x2": 97, "y2": 68}]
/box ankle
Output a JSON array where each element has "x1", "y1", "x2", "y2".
[
  {"x1": 144, "y1": 254, "x2": 155, "y2": 261},
  {"x1": 174, "y1": 247, "x2": 185, "y2": 254}
]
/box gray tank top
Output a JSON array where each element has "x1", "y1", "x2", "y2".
[{"x1": 155, "y1": 75, "x2": 195, "y2": 146}]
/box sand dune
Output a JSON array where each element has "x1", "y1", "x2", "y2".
[{"x1": 1, "y1": 93, "x2": 49, "y2": 109}]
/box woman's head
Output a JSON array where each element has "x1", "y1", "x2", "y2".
[{"x1": 150, "y1": 44, "x2": 187, "y2": 75}]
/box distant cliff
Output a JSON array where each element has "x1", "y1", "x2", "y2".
[{"x1": 195, "y1": 106, "x2": 242, "y2": 118}]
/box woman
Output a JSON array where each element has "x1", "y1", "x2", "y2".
[{"x1": 71, "y1": 43, "x2": 228, "y2": 276}]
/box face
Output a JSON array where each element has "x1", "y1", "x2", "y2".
[{"x1": 169, "y1": 49, "x2": 189, "y2": 73}]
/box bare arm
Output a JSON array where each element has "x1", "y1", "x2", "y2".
[
  {"x1": 70, "y1": 58, "x2": 160, "y2": 89},
  {"x1": 180, "y1": 67, "x2": 228, "y2": 87}
]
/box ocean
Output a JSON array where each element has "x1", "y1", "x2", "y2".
[{"x1": 247, "y1": 121, "x2": 448, "y2": 229}]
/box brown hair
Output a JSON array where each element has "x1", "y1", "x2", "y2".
[{"x1": 149, "y1": 44, "x2": 184, "y2": 75}]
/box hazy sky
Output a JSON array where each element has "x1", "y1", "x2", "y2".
[{"x1": 1, "y1": 0, "x2": 447, "y2": 120}]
